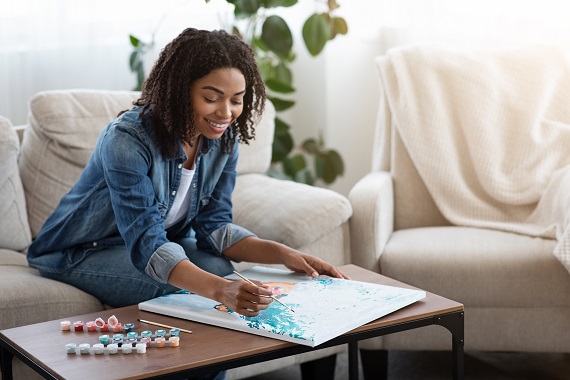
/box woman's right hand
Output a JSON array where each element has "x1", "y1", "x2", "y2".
[{"x1": 218, "y1": 279, "x2": 273, "y2": 317}]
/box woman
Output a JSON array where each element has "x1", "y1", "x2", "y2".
[{"x1": 27, "y1": 28, "x2": 346, "y2": 319}]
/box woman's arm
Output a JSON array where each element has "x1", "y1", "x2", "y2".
[{"x1": 223, "y1": 236, "x2": 349, "y2": 279}]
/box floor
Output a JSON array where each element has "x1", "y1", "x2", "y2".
[{"x1": 243, "y1": 350, "x2": 570, "y2": 380}]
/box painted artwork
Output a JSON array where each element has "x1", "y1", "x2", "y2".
[{"x1": 138, "y1": 266, "x2": 426, "y2": 347}]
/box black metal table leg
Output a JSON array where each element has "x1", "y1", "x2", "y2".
[
  {"x1": 1, "y1": 345, "x2": 14, "y2": 380},
  {"x1": 435, "y1": 311, "x2": 465, "y2": 380},
  {"x1": 348, "y1": 341, "x2": 359, "y2": 380}
]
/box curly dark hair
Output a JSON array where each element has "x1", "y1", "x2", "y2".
[{"x1": 130, "y1": 28, "x2": 266, "y2": 157}]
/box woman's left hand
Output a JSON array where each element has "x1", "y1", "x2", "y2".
[{"x1": 281, "y1": 249, "x2": 350, "y2": 280}]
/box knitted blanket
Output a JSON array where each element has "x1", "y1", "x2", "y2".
[{"x1": 377, "y1": 43, "x2": 570, "y2": 275}]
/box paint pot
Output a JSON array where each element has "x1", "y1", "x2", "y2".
[
  {"x1": 65, "y1": 343, "x2": 77, "y2": 354},
  {"x1": 111, "y1": 322, "x2": 122, "y2": 333},
  {"x1": 169, "y1": 336, "x2": 180, "y2": 347},
  {"x1": 140, "y1": 337, "x2": 151, "y2": 348},
  {"x1": 100, "y1": 323, "x2": 109, "y2": 332},
  {"x1": 79, "y1": 343, "x2": 91, "y2": 355},
  {"x1": 112, "y1": 336, "x2": 123, "y2": 347},
  {"x1": 94, "y1": 317, "x2": 105, "y2": 329},
  {"x1": 155, "y1": 337, "x2": 165, "y2": 348},
  {"x1": 73, "y1": 321, "x2": 84, "y2": 332},
  {"x1": 127, "y1": 331, "x2": 138, "y2": 340},
  {"x1": 107, "y1": 343, "x2": 118, "y2": 354},
  {"x1": 98, "y1": 334, "x2": 110, "y2": 345},
  {"x1": 107, "y1": 315, "x2": 118, "y2": 328},
  {"x1": 155, "y1": 329, "x2": 166, "y2": 338},
  {"x1": 122, "y1": 344, "x2": 132, "y2": 354},
  {"x1": 141, "y1": 330, "x2": 152, "y2": 339},
  {"x1": 136, "y1": 343, "x2": 146, "y2": 354},
  {"x1": 169, "y1": 328, "x2": 180, "y2": 337},
  {"x1": 60, "y1": 321, "x2": 71, "y2": 331},
  {"x1": 123, "y1": 322, "x2": 135, "y2": 333},
  {"x1": 86, "y1": 321, "x2": 97, "y2": 332},
  {"x1": 93, "y1": 343, "x2": 104, "y2": 355}
]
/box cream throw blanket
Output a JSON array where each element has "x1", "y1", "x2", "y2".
[{"x1": 377, "y1": 44, "x2": 570, "y2": 275}]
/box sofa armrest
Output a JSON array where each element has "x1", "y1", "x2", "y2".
[
  {"x1": 348, "y1": 171, "x2": 394, "y2": 273},
  {"x1": 233, "y1": 173, "x2": 352, "y2": 250}
]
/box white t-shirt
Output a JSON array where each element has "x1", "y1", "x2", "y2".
[{"x1": 164, "y1": 167, "x2": 195, "y2": 229}]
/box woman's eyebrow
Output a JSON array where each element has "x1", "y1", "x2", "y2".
[{"x1": 201, "y1": 85, "x2": 246, "y2": 96}]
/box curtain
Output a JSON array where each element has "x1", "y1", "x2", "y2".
[{"x1": 0, "y1": 0, "x2": 233, "y2": 125}]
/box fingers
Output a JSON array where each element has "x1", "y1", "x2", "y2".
[
  {"x1": 233, "y1": 281, "x2": 273, "y2": 317},
  {"x1": 327, "y1": 266, "x2": 351, "y2": 280}
]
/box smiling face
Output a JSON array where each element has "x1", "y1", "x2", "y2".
[{"x1": 190, "y1": 67, "x2": 246, "y2": 141}]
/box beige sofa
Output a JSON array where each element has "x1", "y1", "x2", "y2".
[
  {"x1": 348, "y1": 46, "x2": 570, "y2": 378},
  {"x1": 0, "y1": 89, "x2": 352, "y2": 379}
]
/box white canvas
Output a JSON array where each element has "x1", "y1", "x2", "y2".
[{"x1": 138, "y1": 266, "x2": 426, "y2": 347}]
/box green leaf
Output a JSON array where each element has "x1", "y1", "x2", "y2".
[
  {"x1": 327, "y1": 0, "x2": 340, "y2": 10},
  {"x1": 274, "y1": 62, "x2": 292, "y2": 86},
  {"x1": 332, "y1": 17, "x2": 348, "y2": 38},
  {"x1": 268, "y1": 96, "x2": 295, "y2": 111},
  {"x1": 261, "y1": 15, "x2": 293, "y2": 59},
  {"x1": 302, "y1": 13, "x2": 331, "y2": 56},
  {"x1": 265, "y1": 78, "x2": 295, "y2": 93},
  {"x1": 253, "y1": 36, "x2": 269, "y2": 52},
  {"x1": 129, "y1": 35, "x2": 140, "y2": 48},
  {"x1": 274, "y1": 117, "x2": 290, "y2": 136},
  {"x1": 262, "y1": 0, "x2": 297, "y2": 7},
  {"x1": 271, "y1": 131, "x2": 293, "y2": 162},
  {"x1": 239, "y1": 0, "x2": 261, "y2": 14},
  {"x1": 327, "y1": 149, "x2": 344, "y2": 175},
  {"x1": 315, "y1": 150, "x2": 344, "y2": 184},
  {"x1": 301, "y1": 138, "x2": 319, "y2": 154},
  {"x1": 282, "y1": 154, "x2": 306, "y2": 177}
]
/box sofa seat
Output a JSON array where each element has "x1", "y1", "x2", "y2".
[
  {"x1": 0, "y1": 250, "x2": 104, "y2": 331},
  {"x1": 382, "y1": 227, "x2": 570, "y2": 308}
]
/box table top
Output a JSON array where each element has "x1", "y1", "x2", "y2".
[{"x1": 0, "y1": 264, "x2": 463, "y2": 380}]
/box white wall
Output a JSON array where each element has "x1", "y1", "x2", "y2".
[{"x1": 3, "y1": 0, "x2": 570, "y2": 197}]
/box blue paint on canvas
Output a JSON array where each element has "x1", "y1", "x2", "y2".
[{"x1": 139, "y1": 266, "x2": 426, "y2": 347}]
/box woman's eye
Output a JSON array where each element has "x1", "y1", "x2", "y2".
[
  {"x1": 231, "y1": 100, "x2": 243, "y2": 105},
  {"x1": 205, "y1": 97, "x2": 217, "y2": 103}
]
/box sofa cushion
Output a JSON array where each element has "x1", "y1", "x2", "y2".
[
  {"x1": 0, "y1": 116, "x2": 31, "y2": 251},
  {"x1": 18, "y1": 89, "x2": 140, "y2": 237},
  {"x1": 381, "y1": 226, "x2": 570, "y2": 308},
  {"x1": 0, "y1": 249, "x2": 29, "y2": 266},
  {"x1": 235, "y1": 100, "x2": 275, "y2": 175},
  {"x1": 0, "y1": 265, "x2": 104, "y2": 330},
  {"x1": 233, "y1": 173, "x2": 352, "y2": 250}
]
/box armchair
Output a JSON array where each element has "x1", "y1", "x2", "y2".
[{"x1": 349, "y1": 44, "x2": 570, "y2": 377}]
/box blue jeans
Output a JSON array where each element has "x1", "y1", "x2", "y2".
[{"x1": 39, "y1": 237, "x2": 235, "y2": 307}]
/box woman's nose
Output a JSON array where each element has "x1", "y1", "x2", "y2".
[{"x1": 216, "y1": 103, "x2": 232, "y2": 119}]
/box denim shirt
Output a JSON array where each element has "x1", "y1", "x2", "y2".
[{"x1": 27, "y1": 107, "x2": 254, "y2": 283}]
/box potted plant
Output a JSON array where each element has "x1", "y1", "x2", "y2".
[{"x1": 129, "y1": 0, "x2": 347, "y2": 185}]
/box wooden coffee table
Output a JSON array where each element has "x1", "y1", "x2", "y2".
[{"x1": 0, "y1": 265, "x2": 464, "y2": 380}]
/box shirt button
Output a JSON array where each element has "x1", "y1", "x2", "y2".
[
  {"x1": 172, "y1": 191, "x2": 176, "y2": 196},
  {"x1": 178, "y1": 164, "x2": 182, "y2": 169},
  {"x1": 92, "y1": 242, "x2": 98, "y2": 247},
  {"x1": 192, "y1": 183, "x2": 196, "y2": 188}
]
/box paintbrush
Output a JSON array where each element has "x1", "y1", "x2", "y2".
[{"x1": 232, "y1": 270, "x2": 295, "y2": 313}]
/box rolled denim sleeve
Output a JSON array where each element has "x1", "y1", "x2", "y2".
[
  {"x1": 207, "y1": 223, "x2": 256, "y2": 256},
  {"x1": 145, "y1": 242, "x2": 189, "y2": 283}
]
